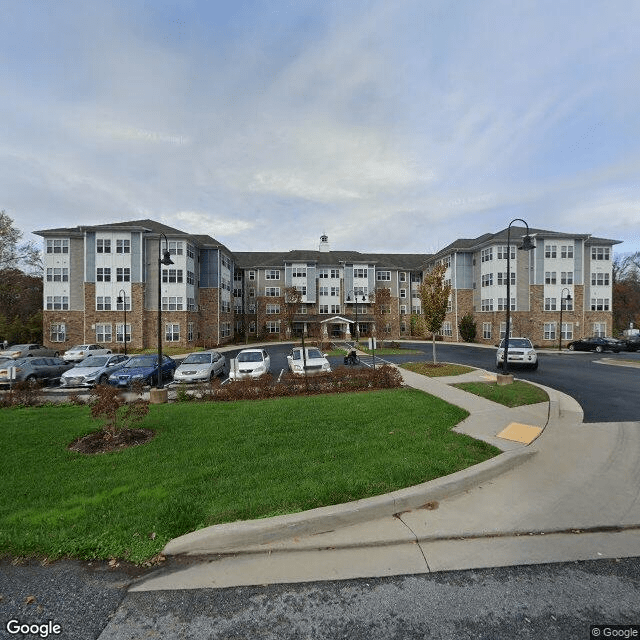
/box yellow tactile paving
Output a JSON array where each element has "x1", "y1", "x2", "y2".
[{"x1": 496, "y1": 422, "x2": 542, "y2": 444}]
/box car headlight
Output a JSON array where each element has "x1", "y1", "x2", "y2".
[
  {"x1": 322, "y1": 363, "x2": 330, "y2": 370},
  {"x1": 293, "y1": 364, "x2": 304, "y2": 372},
  {"x1": 254, "y1": 365, "x2": 265, "y2": 374}
]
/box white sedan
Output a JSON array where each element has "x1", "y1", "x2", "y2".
[
  {"x1": 63, "y1": 344, "x2": 112, "y2": 362},
  {"x1": 287, "y1": 347, "x2": 331, "y2": 375},
  {"x1": 174, "y1": 351, "x2": 226, "y2": 383},
  {"x1": 229, "y1": 349, "x2": 271, "y2": 380}
]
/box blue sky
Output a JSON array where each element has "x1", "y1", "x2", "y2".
[{"x1": 2, "y1": 0, "x2": 640, "y2": 255}]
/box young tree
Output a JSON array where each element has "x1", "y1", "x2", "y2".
[
  {"x1": 283, "y1": 286, "x2": 303, "y2": 339},
  {"x1": 458, "y1": 313, "x2": 477, "y2": 343},
  {"x1": 369, "y1": 287, "x2": 391, "y2": 347},
  {"x1": 419, "y1": 263, "x2": 452, "y2": 364},
  {"x1": 0, "y1": 210, "x2": 42, "y2": 274}
]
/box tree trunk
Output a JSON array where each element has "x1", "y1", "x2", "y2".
[{"x1": 432, "y1": 333, "x2": 437, "y2": 364}]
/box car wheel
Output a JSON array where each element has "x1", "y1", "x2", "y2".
[
  {"x1": 53, "y1": 352, "x2": 59, "y2": 357},
  {"x1": 568, "y1": 344, "x2": 575, "y2": 351},
  {"x1": 595, "y1": 345, "x2": 603, "y2": 353},
  {"x1": 614, "y1": 349, "x2": 621, "y2": 353},
  {"x1": 25, "y1": 374, "x2": 38, "y2": 386},
  {"x1": 531, "y1": 361, "x2": 539, "y2": 370},
  {"x1": 98, "y1": 374, "x2": 108, "y2": 385}
]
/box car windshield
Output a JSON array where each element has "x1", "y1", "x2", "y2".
[
  {"x1": 70, "y1": 345, "x2": 89, "y2": 351},
  {"x1": 8, "y1": 358, "x2": 29, "y2": 366},
  {"x1": 500, "y1": 339, "x2": 532, "y2": 348},
  {"x1": 183, "y1": 353, "x2": 212, "y2": 365},
  {"x1": 126, "y1": 356, "x2": 157, "y2": 367},
  {"x1": 9, "y1": 344, "x2": 28, "y2": 350},
  {"x1": 238, "y1": 351, "x2": 263, "y2": 362},
  {"x1": 78, "y1": 356, "x2": 109, "y2": 367}
]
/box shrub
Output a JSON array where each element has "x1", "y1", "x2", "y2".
[
  {"x1": 89, "y1": 385, "x2": 150, "y2": 437},
  {"x1": 0, "y1": 381, "x2": 43, "y2": 407},
  {"x1": 459, "y1": 313, "x2": 477, "y2": 343}
]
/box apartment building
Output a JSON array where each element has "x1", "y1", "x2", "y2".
[{"x1": 35, "y1": 221, "x2": 620, "y2": 351}]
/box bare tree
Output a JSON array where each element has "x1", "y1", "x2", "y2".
[
  {"x1": 369, "y1": 287, "x2": 391, "y2": 347},
  {"x1": 283, "y1": 286, "x2": 303, "y2": 339},
  {"x1": 419, "y1": 263, "x2": 452, "y2": 364},
  {"x1": 0, "y1": 210, "x2": 42, "y2": 275}
]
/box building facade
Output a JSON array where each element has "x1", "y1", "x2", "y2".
[{"x1": 35, "y1": 221, "x2": 620, "y2": 351}]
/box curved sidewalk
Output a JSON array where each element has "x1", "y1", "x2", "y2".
[{"x1": 132, "y1": 367, "x2": 640, "y2": 591}]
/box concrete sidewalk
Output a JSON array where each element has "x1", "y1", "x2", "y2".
[{"x1": 120, "y1": 366, "x2": 640, "y2": 593}]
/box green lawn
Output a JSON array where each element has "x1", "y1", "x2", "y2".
[
  {"x1": 452, "y1": 381, "x2": 549, "y2": 407},
  {"x1": 0, "y1": 389, "x2": 499, "y2": 563}
]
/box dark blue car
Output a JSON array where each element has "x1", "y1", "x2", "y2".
[{"x1": 108, "y1": 354, "x2": 176, "y2": 387}]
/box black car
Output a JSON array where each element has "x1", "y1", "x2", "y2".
[
  {"x1": 566, "y1": 336, "x2": 622, "y2": 353},
  {"x1": 621, "y1": 335, "x2": 640, "y2": 352}
]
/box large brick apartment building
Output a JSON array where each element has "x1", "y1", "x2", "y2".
[{"x1": 34, "y1": 219, "x2": 620, "y2": 351}]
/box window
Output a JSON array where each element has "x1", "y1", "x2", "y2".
[
  {"x1": 162, "y1": 296, "x2": 183, "y2": 311},
  {"x1": 544, "y1": 323, "x2": 556, "y2": 340},
  {"x1": 162, "y1": 269, "x2": 183, "y2": 283},
  {"x1": 248, "y1": 270, "x2": 256, "y2": 280},
  {"x1": 400, "y1": 304, "x2": 407, "y2": 315},
  {"x1": 545, "y1": 272, "x2": 557, "y2": 285},
  {"x1": 499, "y1": 322, "x2": 513, "y2": 339},
  {"x1": 447, "y1": 297, "x2": 452, "y2": 312},
  {"x1": 591, "y1": 273, "x2": 610, "y2": 286},
  {"x1": 318, "y1": 269, "x2": 329, "y2": 279},
  {"x1": 399, "y1": 272, "x2": 407, "y2": 282},
  {"x1": 593, "y1": 322, "x2": 606, "y2": 337},
  {"x1": 354, "y1": 268, "x2": 367, "y2": 278},
  {"x1": 46, "y1": 268, "x2": 69, "y2": 282},
  {"x1": 545, "y1": 245, "x2": 558, "y2": 259},
  {"x1": 561, "y1": 245, "x2": 574, "y2": 259},
  {"x1": 331, "y1": 305, "x2": 340, "y2": 314},
  {"x1": 292, "y1": 268, "x2": 306, "y2": 278},
  {"x1": 296, "y1": 285, "x2": 307, "y2": 296},
  {"x1": 188, "y1": 322, "x2": 194, "y2": 341},
  {"x1": 46, "y1": 296, "x2": 69, "y2": 310},
  {"x1": 187, "y1": 245, "x2": 195, "y2": 259},
  {"x1": 412, "y1": 306, "x2": 421, "y2": 314},
  {"x1": 266, "y1": 303, "x2": 280, "y2": 314},
  {"x1": 497, "y1": 246, "x2": 515, "y2": 260},
  {"x1": 590, "y1": 298, "x2": 610, "y2": 311},
  {"x1": 545, "y1": 297, "x2": 557, "y2": 311},
  {"x1": 319, "y1": 305, "x2": 329, "y2": 314},
  {"x1": 96, "y1": 324, "x2": 112, "y2": 342},
  {"x1": 591, "y1": 247, "x2": 610, "y2": 261},
  {"x1": 483, "y1": 323, "x2": 492, "y2": 340},
  {"x1": 353, "y1": 286, "x2": 367, "y2": 297},
  {"x1": 497, "y1": 272, "x2": 516, "y2": 286},
  {"x1": 187, "y1": 271, "x2": 195, "y2": 285},
  {"x1": 220, "y1": 322, "x2": 231, "y2": 338},
  {"x1": 116, "y1": 296, "x2": 131, "y2": 311},
  {"x1": 168, "y1": 241, "x2": 183, "y2": 256},
  {"x1": 441, "y1": 321, "x2": 452, "y2": 337},
  {"x1": 561, "y1": 323, "x2": 573, "y2": 340},
  {"x1": 377, "y1": 271, "x2": 391, "y2": 281},
  {"x1": 561, "y1": 272, "x2": 574, "y2": 285},
  {"x1": 481, "y1": 299, "x2": 493, "y2": 311},
  {"x1": 331, "y1": 269, "x2": 339, "y2": 278},
  {"x1": 330, "y1": 286, "x2": 340, "y2": 297},
  {"x1": 265, "y1": 287, "x2": 280, "y2": 297},
  {"x1": 298, "y1": 305, "x2": 307, "y2": 314},
  {"x1": 116, "y1": 267, "x2": 131, "y2": 282},
  {"x1": 46, "y1": 239, "x2": 69, "y2": 253},
  {"x1": 497, "y1": 298, "x2": 515, "y2": 311},
  {"x1": 481, "y1": 273, "x2": 493, "y2": 287},
  {"x1": 96, "y1": 268, "x2": 111, "y2": 282},
  {"x1": 165, "y1": 323, "x2": 180, "y2": 341},
  {"x1": 481, "y1": 248, "x2": 493, "y2": 262},
  {"x1": 116, "y1": 239, "x2": 130, "y2": 254},
  {"x1": 319, "y1": 286, "x2": 329, "y2": 296},
  {"x1": 233, "y1": 288, "x2": 243, "y2": 297},
  {"x1": 266, "y1": 269, "x2": 281, "y2": 280},
  {"x1": 400, "y1": 289, "x2": 407, "y2": 298},
  {"x1": 50, "y1": 323, "x2": 66, "y2": 342},
  {"x1": 266, "y1": 321, "x2": 280, "y2": 333},
  {"x1": 561, "y1": 297, "x2": 573, "y2": 311},
  {"x1": 116, "y1": 324, "x2": 131, "y2": 343},
  {"x1": 221, "y1": 301, "x2": 230, "y2": 313},
  {"x1": 96, "y1": 238, "x2": 111, "y2": 253},
  {"x1": 96, "y1": 296, "x2": 112, "y2": 311}
]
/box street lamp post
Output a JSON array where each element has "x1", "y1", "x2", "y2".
[
  {"x1": 346, "y1": 291, "x2": 366, "y2": 343},
  {"x1": 157, "y1": 233, "x2": 174, "y2": 391},
  {"x1": 502, "y1": 219, "x2": 535, "y2": 375},
  {"x1": 558, "y1": 287, "x2": 572, "y2": 352},
  {"x1": 116, "y1": 289, "x2": 127, "y2": 356}
]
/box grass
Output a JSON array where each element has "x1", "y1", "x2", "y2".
[
  {"x1": 0, "y1": 389, "x2": 500, "y2": 564},
  {"x1": 452, "y1": 381, "x2": 549, "y2": 407},
  {"x1": 401, "y1": 362, "x2": 476, "y2": 377}
]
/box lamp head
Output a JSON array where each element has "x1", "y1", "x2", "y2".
[
  {"x1": 520, "y1": 234, "x2": 535, "y2": 251},
  {"x1": 160, "y1": 250, "x2": 174, "y2": 266},
  {"x1": 117, "y1": 295, "x2": 123, "y2": 304}
]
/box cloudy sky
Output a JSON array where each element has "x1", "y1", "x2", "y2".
[{"x1": 2, "y1": 0, "x2": 640, "y2": 255}]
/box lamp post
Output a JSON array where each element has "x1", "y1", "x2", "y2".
[
  {"x1": 558, "y1": 287, "x2": 572, "y2": 352},
  {"x1": 502, "y1": 219, "x2": 535, "y2": 375},
  {"x1": 157, "y1": 233, "x2": 174, "y2": 391},
  {"x1": 346, "y1": 291, "x2": 367, "y2": 343},
  {"x1": 116, "y1": 289, "x2": 127, "y2": 356}
]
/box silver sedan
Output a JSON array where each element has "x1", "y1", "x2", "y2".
[
  {"x1": 173, "y1": 351, "x2": 227, "y2": 383},
  {"x1": 60, "y1": 354, "x2": 130, "y2": 387}
]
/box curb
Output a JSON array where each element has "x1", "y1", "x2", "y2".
[{"x1": 163, "y1": 448, "x2": 536, "y2": 556}]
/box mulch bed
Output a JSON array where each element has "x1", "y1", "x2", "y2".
[{"x1": 68, "y1": 428, "x2": 156, "y2": 455}]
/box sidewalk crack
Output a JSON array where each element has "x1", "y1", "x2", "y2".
[{"x1": 394, "y1": 512, "x2": 431, "y2": 572}]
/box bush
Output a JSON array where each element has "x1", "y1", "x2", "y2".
[
  {"x1": 459, "y1": 313, "x2": 477, "y2": 343},
  {"x1": 0, "y1": 381, "x2": 44, "y2": 407},
  {"x1": 175, "y1": 365, "x2": 404, "y2": 403}
]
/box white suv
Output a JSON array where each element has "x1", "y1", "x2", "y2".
[
  {"x1": 287, "y1": 347, "x2": 331, "y2": 375},
  {"x1": 229, "y1": 349, "x2": 271, "y2": 380},
  {"x1": 496, "y1": 337, "x2": 538, "y2": 370}
]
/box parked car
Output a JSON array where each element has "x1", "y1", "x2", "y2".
[
  {"x1": 496, "y1": 337, "x2": 538, "y2": 370},
  {"x1": 287, "y1": 347, "x2": 331, "y2": 375},
  {"x1": 108, "y1": 354, "x2": 176, "y2": 387},
  {"x1": 173, "y1": 350, "x2": 226, "y2": 383},
  {"x1": 60, "y1": 354, "x2": 130, "y2": 388},
  {"x1": 567, "y1": 336, "x2": 622, "y2": 353},
  {"x1": 0, "y1": 344, "x2": 59, "y2": 359},
  {"x1": 620, "y1": 335, "x2": 640, "y2": 352},
  {"x1": 0, "y1": 357, "x2": 74, "y2": 386},
  {"x1": 62, "y1": 344, "x2": 113, "y2": 363},
  {"x1": 229, "y1": 349, "x2": 271, "y2": 380}
]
